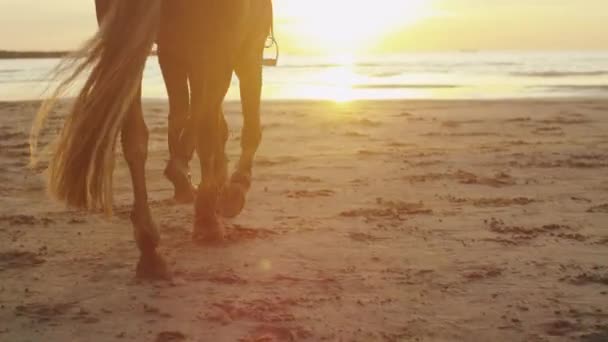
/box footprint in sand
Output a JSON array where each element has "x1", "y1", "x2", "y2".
[
  {"x1": 340, "y1": 199, "x2": 432, "y2": 222},
  {"x1": 209, "y1": 299, "x2": 297, "y2": 326},
  {"x1": 580, "y1": 325, "x2": 608, "y2": 342},
  {"x1": 256, "y1": 156, "x2": 299, "y2": 167},
  {"x1": 441, "y1": 119, "x2": 485, "y2": 128},
  {"x1": 258, "y1": 174, "x2": 322, "y2": 183},
  {"x1": 348, "y1": 232, "x2": 387, "y2": 243},
  {"x1": 587, "y1": 204, "x2": 608, "y2": 213},
  {"x1": 542, "y1": 319, "x2": 581, "y2": 337},
  {"x1": 0, "y1": 214, "x2": 55, "y2": 226},
  {"x1": 444, "y1": 195, "x2": 535, "y2": 208},
  {"x1": 462, "y1": 265, "x2": 504, "y2": 281},
  {"x1": 402, "y1": 170, "x2": 516, "y2": 187},
  {"x1": 0, "y1": 251, "x2": 46, "y2": 271},
  {"x1": 510, "y1": 153, "x2": 608, "y2": 169},
  {"x1": 456, "y1": 170, "x2": 516, "y2": 187},
  {"x1": 560, "y1": 271, "x2": 608, "y2": 286},
  {"x1": 176, "y1": 267, "x2": 247, "y2": 285},
  {"x1": 344, "y1": 130, "x2": 368, "y2": 138},
  {"x1": 532, "y1": 126, "x2": 564, "y2": 136},
  {"x1": 156, "y1": 331, "x2": 186, "y2": 342},
  {"x1": 485, "y1": 218, "x2": 585, "y2": 244},
  {"x1": 351, "y1": 118, "x2": 382, "y2": 127},
  {"x1": 503, "y1": 117, "x2": 532, "y2": 123},
  {"x1": 539, "y1": 115, "x2": 591, "y2": 125},
  {"x1": 14, "y1": 302, "x2": 79, "y2": 323},
  {"x1": 225, "y1": 225, "x2": 278, "y2": 244},
  {"x1": 240, "y1": 324, "x2": 313, "y2": 342},
  {"x1": 284, "y1": 189, "x2": 335, "y2": 199},
  {"x1": 191, "y1": 225, "x2": 278, "y2": 249}
]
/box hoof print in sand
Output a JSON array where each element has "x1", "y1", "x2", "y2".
[
  {"x1": 587, "y1": 204, "x2": 608, "y2": 213},
  {"x1": 348, "y1": 232, "x2": 388, "y2": 243},
  {"x1": 485, "y1": 218, "x2": 582, "y2": 244},
  {"x1": 580, "y1": 326, "x2": 608, "y2": 342},
  {"x1": 284, "y1": 189, "x2": 335, "y2": 199},
  {"x1": 14, "y1": 302, "x2": 77, "y2": 323},
  {"x1": 462, "y1": 266, "x2": 504, "y2": 281},
  {"x1": 446, "y1": 195, "x2": 535, "y2": 208},
  {"x1": 0, "y1": 214, "x2": 54, "y2": 226},
  {"x1": 209, "y1": 299, "x2": 297, "y2": 326},
  {"x1": 341, "y1": 199, "x2": 431, "y2": 222},
  {"x1": 225, "y1": 225, "x2": 278, "y2": 244},
  {"x1": 156, "y1": 331, "x2": 186, "y2": 342},
  {"x1": 456, "y1": 170, "x2": 516, "y2": 187},
  {"x1": 0, "y1": 251, "x2": 46, "y2": 271},
  {"x1": 177, "y1": 268, "x2": 247, "y2": 285},
  {"x1": 402, "y1": 170, "x2": 516, "y2": 187},
  {"x1": 240, "y1": 324, "x2": 313, "y2": 342},
  {"x1": 543, "y1": 319, "x2": 581, "y2": 337},
  {"x1": 560, "y1": 272, "x2": 608, "y2": 286}
]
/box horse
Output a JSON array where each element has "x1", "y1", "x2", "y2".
[{"x1": 30, "y1": 0, "x2": 273, "y2": 280}]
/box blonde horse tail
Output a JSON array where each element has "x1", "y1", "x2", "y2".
[{"x1": 30, "y1": 0, "x2": 161, "y2": 215}]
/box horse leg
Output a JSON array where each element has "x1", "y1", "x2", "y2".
[
  {"x1": 121, "y1": 89, "x2": 170, "y2": 279},
  {"x1": 219, "y1": 51, "x2": 264, "y2": 218},
  {"x1": 159, "y1": 51, "x2": 195, "y2": 203},
  {"x1": 190, "y1": 64, "x2": 234, "y2": 243}
]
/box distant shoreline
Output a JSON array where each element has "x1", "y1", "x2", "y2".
[
  {"x1": 0, "y1": 50, "x2": 160, "y2": 59},
  {"x1": 0, "y1": 50, "x2": 69, "y2": 59}
]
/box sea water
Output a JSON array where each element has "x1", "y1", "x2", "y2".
[{"x1": 0, "y1": 51, "x2": 607, "y2": 102}]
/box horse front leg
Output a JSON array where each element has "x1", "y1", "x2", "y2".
[
  {"x1": 122, "y1": 91, "x2": 171, "y2": 279},
  {"x1": 191, "y1": 111, "x2": 227, "y2": 243},
  {"x1": 220, "y1": 55, "x2": 263, "y2": 218}
]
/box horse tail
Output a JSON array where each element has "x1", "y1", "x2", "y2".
[{"x1": 30, "y1": 0, "x2": 161, "y2": 215}]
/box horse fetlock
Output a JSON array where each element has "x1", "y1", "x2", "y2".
[
  {"x1": 241, "y1": 129, "x2": 262, "y2": 152},
  {"x1": 164, "y1": 158, "x2": 194, "y2": 203},
  {"x1": 131, "y1": 209, "x2": 160, "y2": 253},
  {"x1": 215, "y1": 155, "x2": 230, "y2": 186},
  {"x1": 232, "y1": 167, "x2": 253, "y2": 189}
]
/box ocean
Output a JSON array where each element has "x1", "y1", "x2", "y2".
[{"x1": 0, "y1": 51, "x2": 607, "y2": 102}]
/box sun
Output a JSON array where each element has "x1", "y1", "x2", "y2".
[{"x1": 276, "y1": 0, "x2": 436, "y2": 53}]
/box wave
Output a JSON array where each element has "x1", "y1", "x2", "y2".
[
  {"x1": 278, "y1": 63, "x2": 384, "y2": 68},
  {"x1": 352, "y1": 84, "x2": 461, "y2": 89},
  {"x1": 512, "y1": 70, "x2": 608, "y2": 77},
  {"x1": 540, "y1": 85, "x2": 608, "y2": 92},
  {"x1": 0, "y1": 78, "x2": 51, "y2": 84}
]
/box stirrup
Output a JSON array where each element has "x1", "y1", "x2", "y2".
[{"x1": 262, "y1": 2, "x2": 279, "y2": 67}]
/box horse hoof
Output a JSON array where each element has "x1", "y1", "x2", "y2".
[
  {"x1": 193, "y1": 215, "x2": 225, "y2": 244},
  {"x1": 136, "y1": 251, "x2": 172, "y2": 281},
  {"x1": 219, "y1": 182, "x2": 247, "y2": 218}
]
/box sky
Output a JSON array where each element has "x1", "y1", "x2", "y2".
[{"x1": 0, "y1": 0, "x2": 606, "y2": 53}]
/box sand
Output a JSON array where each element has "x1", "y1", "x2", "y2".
[{"x1": 0, "y1": 99, "x2": 607, "y2": 341}]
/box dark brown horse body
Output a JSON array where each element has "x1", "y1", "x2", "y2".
[{"x1": 34, "y1": 0, "x2": 273, "y2": 279}]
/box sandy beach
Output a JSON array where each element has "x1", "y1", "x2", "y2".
[{"x1": 1, "y1": 98, "x2": 607, "y2": 341}]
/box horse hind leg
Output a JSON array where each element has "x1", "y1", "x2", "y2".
[
  {"x1": 219, "y1": 48, "x2": 264, "y2": 218},
  {"x1": 159, "y1": 51, "x2": 195, "y2": 204},
  {"x1": 122, "y1": 92, "x2": 171, "y2": 279}
]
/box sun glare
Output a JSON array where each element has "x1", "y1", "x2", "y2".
[
  {"x1": 324, "y1": 54, "x2": 357, "y2": 102},
  {"x1": 276, "y1": 0, "x2": 436, "y2": 53}
]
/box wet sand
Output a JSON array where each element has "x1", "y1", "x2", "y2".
[{"x1": 1, "y1": 99, "x2": 607, "y2": 341}]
